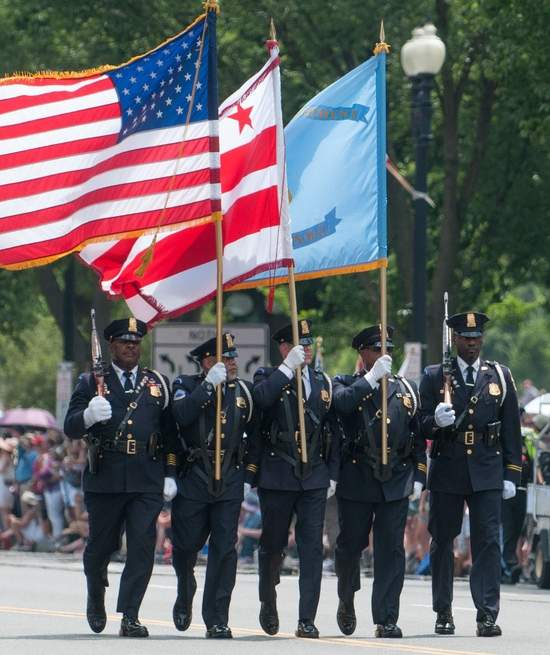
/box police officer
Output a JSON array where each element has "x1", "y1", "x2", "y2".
[
  {"x1": 333, "y1": 325, "x2": 426, "y2": 638},
  {"x1": 170, "y1": 333, "x2": 257, "y2": 639},
  {"x1": 247, "y1": 319, "x2": 338, "y2": 639},
  {"x1": 64, "y1": 318, "x2": 178, "y2": 638},
  {"x1": 420, "y1": 311, "x2": 522, "y2": 637}
]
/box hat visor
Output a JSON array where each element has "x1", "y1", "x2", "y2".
[
  {"x1": 113, "y1": 333, "x2": 142, "y2": 342},
  {"x1": 454, "y1": 329, "x2": 483, "y2": 337},
  {"x1": 299, "y1": 337, "x2": 314, "y2": 346},
  {"x1": 222, "y1": 349, "x2": 238, "y2": 358}
]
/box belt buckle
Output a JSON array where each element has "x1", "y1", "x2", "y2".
[
  {"x1": 126, "y1": 439, "x2": 137, "y2": 455},
  {"x1": 464, "y1": 431, "x2": 475, "y2": 446}
]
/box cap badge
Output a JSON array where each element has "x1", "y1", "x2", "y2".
[
  {"x1": 467, "y1": 313, "x2": 476, "y2": 328},
  {"x1": 226, "y1": 333, "x2": 234, "y2": 348},
  {"x1": 301, "y1": 320, "x2": 310, "y2": 335},
  {"x1": 129, "y1": 317, "x2": 138, "y2": 333}
]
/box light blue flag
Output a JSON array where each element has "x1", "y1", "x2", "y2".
[{"x1": 246, "y1": 51, "x2": 386, "y2": 286}]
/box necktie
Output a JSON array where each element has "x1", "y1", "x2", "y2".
[
  {"x1": 465, "y1": 365, "x2": 475, "y2": 387},
  {"x1": 123, "y1": 370, "x2": 134, "y2": 392},
  {"x1": 302, "y1": 370, "x2": 311, "y2": 400}
]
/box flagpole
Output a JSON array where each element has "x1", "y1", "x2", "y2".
[
  {"x1": 212, "y1": 218, "x2": 223, "y2": 488},
  {"x1": 288, "y1": 265, "x2": 308, "y2": 467},
  {"x1": 203, "y1": 0, "x2": 224, "y2": 490},
  {"x1": 380, "y1": 264, "x2": 388, "y2": 470},
  {"x1": 268, "y1": 17, "x2": 308, "y2": 470},
  {"x1": 374, "y1": 21, "x2": 391, "y2": 479}
]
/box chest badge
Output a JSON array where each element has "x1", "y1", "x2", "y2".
[
  {"x1": 149, "y1": 384, "x2": 162, "y2": 397},
  {"x1": 321, "y1": 389, "x2": 330, "y2": 402},
  {"x1": 488, "y1": 383, "x2": 501, "y2": 396},
  {"x1": 236, "y1": 396, "x2": 247, "y2": 409},
  {"x1": 403, "y1": 396, "x2": 413, "y2": 409}
]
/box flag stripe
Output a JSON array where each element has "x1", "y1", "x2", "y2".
[
  {"x1": 1, "y1": 121, "x2": 217, "y2": 178},
  {"x1": 0, "y1": 182, "x2": 221, "y2": 251},
  {"x1": 0, "y1": 117, "x2": 121, "y2": 157},
  {"x1": 0, "y1": 101, "x2": 120, "y2": 141},
  {"x1": 0, "y1": 133, "x2": 119, "y2": 171},
  {"x1": 0, "y1": 167, "x2": 220, "y2": 232},
  {"x1": 0, "y1": 199, "x2": 220, "y2": 266},
  {"x1": 220, "y1": 125, "x2": 275, "y2": 193},
  {"x1": 0, "y1": 76, "x2": 113, "y2": 116},
  {"x1": 0, "y1": 76, "x2": 106, "y2": 98},
  {"x1": 0, "y1": 85, "x2": 116, "y2": 127},
  {"x1": 0, "y1": 136, "x2": 216, "y2": 201}
]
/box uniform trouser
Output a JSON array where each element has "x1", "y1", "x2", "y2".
[
  {"x1": 83, "y1": 492, "x2": 163, "y2": 617},
  {"x1": 258, "y1": 487, "x2": 326, "y2": 621},
  {"x1": 501, "y1": 489, "x2": 527, "y2": 572},
  {"x1": 171, "y1": 495, "x2": 242, "y2": 628},
  {"x1": 335, "y1": 496, "x2": 409, "y2": 625},
  {"x1": 429, "y1": 489, "x2": 501, "y2": 621}
]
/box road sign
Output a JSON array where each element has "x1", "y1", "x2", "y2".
[{"x1": 152, "y1": 323, "x2": 269, "y2": 382}]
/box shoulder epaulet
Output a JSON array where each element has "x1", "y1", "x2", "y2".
[
  {"x1": 142, "y1": 368, "x2": 169, "y2": 409},
  {"x1": 237, "y1": 379, "x2": 254, "y2": 422},
  {"x1": 485, "y1": 360, "x2": 508, "y2": 404}
]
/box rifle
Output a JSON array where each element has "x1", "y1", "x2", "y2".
[
  {"x1": 87, "y1": 309, "x2": 105, "y2": 474},
  {"x1": 90, "y1": 309, "x2": 105, "y2": 397},
  {"x1": 442, "y1": 292, "x2": 453, "y2": 405}
]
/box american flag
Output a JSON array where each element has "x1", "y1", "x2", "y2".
[
  {"x1": 0, "y1": 12, "x2": 220, "y2": 270},
  {"x1": 79, "y1": 46, "x2": 292, "y2": 324}
]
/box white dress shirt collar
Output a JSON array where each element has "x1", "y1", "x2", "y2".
[
  {"x1": 111, "y1": 362, "x2": 139, "y2": 387},
  {"x1": 456, "y1": 356, "x2": 480, "y2": 382}
]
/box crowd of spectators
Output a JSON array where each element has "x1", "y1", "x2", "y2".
[{"x1": 0, "y1": 382, "x2": 548, "y2": 587}]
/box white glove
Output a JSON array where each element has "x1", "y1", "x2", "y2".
[
  {"x1": 434, "y1": 402, "x2": 455, "y2": 428},
  {"x1": 83, "y1": 395, "x2": 112, "y2": 428},
  {"x1": 244, "y1": 482, "x2": 251, "y2": 496},
  {"x1": 502, "y1": 480, "x2": 516, "y2": 500},
  {"x1": 282, "y1": 345, "x2": 305, "y2": 372},
  {"x1": 410, "y1": 481, "x2": 423, "y2": 501},
  {"x1": 205, "y1": 362, "x2": 227, "y2": 387},
  {"x1": 163, "y1": 477, "x2": 178, "y2": 501},
  {"x1": 326, "y1": 480, "x2": 337, "y2": 499},
  {"x1": 364, "y1": 354, "x2": 392, "y2": 389}
]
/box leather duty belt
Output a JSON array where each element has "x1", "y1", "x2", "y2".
[
  {"x1": 102, "y1": 439, "x2": 146, "y2": 455},
  {"x1": 456, "y1": 431, "x2": 484, "y2": 446}
]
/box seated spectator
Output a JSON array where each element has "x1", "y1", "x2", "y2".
[
  {"x1": 0, "y1": 438, "x2": 16, "y2": 530},
  {"x1": 0, "y1": 490, "x2": 45, "y2": 550}
]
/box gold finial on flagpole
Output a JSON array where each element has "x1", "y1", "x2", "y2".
[
  {"x1": 373, "y1": 19, "x2": 391, "y2": 55},
  {"x1": 269, "y1": 17, "x2": 277, "y2": 41},
  {"x1": 203, "y1": 0, "x2": 220, "y2": 14}
]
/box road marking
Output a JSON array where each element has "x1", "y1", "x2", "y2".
[
  {"x1": 411, "y1": 604, "x2": 476, "y2": 612},
  {"x1": 0, "y1": 605, "x2": 496, "y2": 655}
]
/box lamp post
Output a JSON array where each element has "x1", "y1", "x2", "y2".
[{"x1": 400, "y1": 24, "x2": 446, "y2": 359}]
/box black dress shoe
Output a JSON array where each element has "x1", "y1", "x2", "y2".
[
  {"x1": 375, "y1": 623, "x2": 403, "y2": 638},
  {"x1": 86, "y1": 590, "x2": 106, "y2": 634},
  {"x1": 476, "y1": 616, "x2": 502, "y2": 637},
  {"x1": 435, "y1": 610, "x2": 455, "y2": 635},
  {"x1": 172, "y1": 600, "x2": 192, "y2": 632},
  {"x1": 119, "y1": 614, "x2": 149, "y2": 638},
  {"x1": 336, "y1": 599, "x2": 356, "y2": 635},
  {"x1": 295, "y1": 619, "x2": 319, "y2": 639},
  {"x1": 205, "y1": 624, "x2": 233, "y2": 639},
  {"x1": 259, "y1": 601, "x2": 279, "y2": 635}
]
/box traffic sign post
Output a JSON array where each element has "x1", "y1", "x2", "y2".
[{"x1": 152, "y1": 323, "x2": 269, "y2": 382}]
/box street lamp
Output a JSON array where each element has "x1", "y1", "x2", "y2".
[{"x1": 400, "y1": 24, "x2": 446, "y2": 359}]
